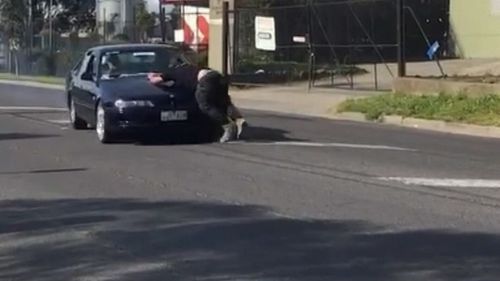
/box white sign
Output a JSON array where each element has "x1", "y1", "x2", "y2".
[
  {"x1": 174, "y1": 29, "x2": 184, "y2": 43},
  {"x1": 255, "y1": 16, "x2": 276, "y2": 51},
  {"x1": 293, "y1": 36, "x2": 307, "y2": 43},
  {"x1": 492, "y1": 0, "x2": 500, "y2": 15}
]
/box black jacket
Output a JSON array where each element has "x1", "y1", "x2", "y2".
[
  {"x1": 196, "y1": 70, "x2": 230, "y2": 109},
  {"x1": 197, "y1": 70, "x2": 231, "y2": 124},
  {"x1": 161, "y1": 66, "x2": 230, "y2": 124},
  {"x1": 161, "y1": 64, "x2": 200, "y2": 94}
]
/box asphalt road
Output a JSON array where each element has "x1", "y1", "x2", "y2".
[{"x1": 2, "y1": 83, "x2": 500, "y2": 280}]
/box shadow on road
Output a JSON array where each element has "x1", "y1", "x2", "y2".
[
  {"x1": 134, "y1": 126, "x2": 304, "y2": 146},
  {"x1": 0, "y1": 168, "x2": 88, "y2": 175},
  {"x1": 0, "y1": 133, "x2": 59, "y2": 141},
  {"x1": 242, "y1": 126, "x2": 306, "y2": 142},
  {"x1": 1, "y1": 199, "x2": 499, "y2": 281}
]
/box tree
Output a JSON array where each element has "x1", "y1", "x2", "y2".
[
  {"x1": 0, "y1": 0, "x2": 28, "y2": 75},
  {"x1": 103, "y1": 13, "x2": 119, "y2": 41},
  {"x1": 33, "y1": 0, "x2": 95, "y2": 33},
  {"x1": 135, "y1": 0, "x2": 155, "y2": 43},
  {"x1": 54, "y1": 0, "x2": 96, "y2": 32}
]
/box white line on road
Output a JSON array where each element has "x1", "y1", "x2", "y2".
[
  {"x1": 379, "y1": 177, "x2": 500, "y2": 188},
  {"x1": 234, "y1": 141, "x2": 416, "y2": 151},
  {"x1": 0, "y1": 106, "x2": 66, "y2": 111},
  {"x1": 47, "y1": 119, "x2": 70, "y2": 124}
]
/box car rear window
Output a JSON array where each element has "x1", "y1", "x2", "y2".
[{"x1": 100, "y1": 49, "x2": 189, "y2": 79}]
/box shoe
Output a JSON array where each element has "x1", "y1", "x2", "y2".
[
  {"x1": 235, "y1": 118, "x2": 248, "y2": 140},
  {"x1": 220, "y1": 122, "x2": 237, "y2": 143}
]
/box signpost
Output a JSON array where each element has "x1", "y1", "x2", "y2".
[
  {"x1": 426, "y1": 40, "x2": 445, "y2": 77},
  {"x1": 397, "y1": 0, "x2": 406, "y2": 77}
]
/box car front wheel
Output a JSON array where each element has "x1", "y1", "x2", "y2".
[{"x1": 96, "y1": 101, "x2": 115, "y2": 144}]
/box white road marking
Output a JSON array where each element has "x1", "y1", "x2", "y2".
[
  {"x1": 47, "y1": 119, "x2": 70, "y2": 124},
  {"x1": 379, "y1": 177, "x2": 500, "y2": 188},
  {"x1": 233, "y1": 141, "x2": 415, "y2": 151},
  {"x1": 0, "y1": 106, "x2": 66, "y2": 112}
]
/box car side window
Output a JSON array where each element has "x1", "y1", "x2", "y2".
[
  {"x1": 90, "y1": 56, "x2": 96, "y2": 75},
  {"x1": 83, "y1": 55, "x2": 96, "y2": 77},
  {"x1": 72, "y1": 59, "x2": 83, "y2": 74}
]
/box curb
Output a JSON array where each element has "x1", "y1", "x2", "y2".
[{"x1": 333, "y1": 112, "x2": 500, "y2": 139}]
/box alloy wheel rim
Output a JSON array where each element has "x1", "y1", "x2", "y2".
[
  {"x1": 96, "y1": 106, "x2": 105, "y2": 140},
  {"x1": 70, "y1": 100, "x2": 76, "y2": 123}
]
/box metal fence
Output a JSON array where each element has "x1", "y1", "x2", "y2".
[{"x1": 228, "y1": 0, "x2": 450, "y2": 90}]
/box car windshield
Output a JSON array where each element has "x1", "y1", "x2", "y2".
[{"x1": 100, "y1": 48, "x2": 189, "y2": 80}]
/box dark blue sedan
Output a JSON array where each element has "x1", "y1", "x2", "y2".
[{"x1": 66, "y1": 44, "x2": 217, "y2": 143}]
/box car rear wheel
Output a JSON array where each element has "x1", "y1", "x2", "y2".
[
  {"x1": 197, "y1": 119, "x2": 222, "y2": 143},
  {"x1": 96, "y1": 101, "x2": 116, "y2": 144},
  {"x1": 69, "y1": 97, "x2": 88, "y2": 130}
]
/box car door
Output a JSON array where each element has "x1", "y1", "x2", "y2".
[
  {"x1": 76, "y1": 52, "x2": 99, "y2": 122},
  {"x1": 66, "y1": 57, "x2": 84, "y2": 105},
  {"x1": 70, "y1": 53, "x2": 91, "y2": 116}
]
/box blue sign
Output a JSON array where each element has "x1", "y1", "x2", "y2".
[{"x1": 427, "y1": 41, "x2": 440, "y2": 60}]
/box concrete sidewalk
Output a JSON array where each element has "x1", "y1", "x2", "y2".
[
  {"x1": 230, "y1": 86, "x2": 377, "y2": 118},
  {"x1": 231, "y1": 86, "x2": 500, "y2": 140}
]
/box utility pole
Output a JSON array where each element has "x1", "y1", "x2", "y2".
[
  {"x1": 28, "y1": 0, "x2": 33, "y2": 51},
  {"x1": 222, "y1": 1, "x2": 229, "y2": 77},
  {"x1": 27, "y1": 0, "x2": 33, "y2": 73},
  {"x1": 396, "y1": 0, "x2": 406, "y2": 77},
  {"x1": 306, "y1": 0, "x2": 314, "y2": 91},
  {"x1": 159, "y1": 0, "x2": 166, "y2": 42},
  {"x1": 49, "y1": 0, "x2": 53, "y2": 53}
]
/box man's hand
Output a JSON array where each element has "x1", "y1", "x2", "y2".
[{"x1": 147, "y1": 72, "x2": 164, "y2": 84}]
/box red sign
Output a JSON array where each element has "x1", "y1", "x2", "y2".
[{"x1": 197, "y1": 15, "x2": 209, "y2": 45}]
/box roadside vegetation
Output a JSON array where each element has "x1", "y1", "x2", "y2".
[
  {"x1": 0, "y1": 73, "x2": 64, "y2": 85},
  {"x1": 338, "y1": 93, "x2": 500, "y2": 126}
]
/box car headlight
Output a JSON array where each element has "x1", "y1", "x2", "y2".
[{"x1": 114, "y1": 99, "x2": 155, "y2": 109}]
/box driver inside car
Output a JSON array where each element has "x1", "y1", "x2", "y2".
[{"x1": 101, "y1": 54, "x2": 122, "y2": 79}]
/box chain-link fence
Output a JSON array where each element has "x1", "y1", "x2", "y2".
[
  {"x1": 229, "y1": 0, "x2": 450, "y2": 90},
  {"x1": 0, "y1": 9, "x2": 100, "y2": 77}
]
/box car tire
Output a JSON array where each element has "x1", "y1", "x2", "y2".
[
  {"x1": 69, "y1": 97, "x2": 88, "y2": 130},
  {"x1": 96, "y1": 101, "x2": 116, "y2": 144},
  {"x1": 197, "y1": 119, "x2": 221, "y2": 143}
]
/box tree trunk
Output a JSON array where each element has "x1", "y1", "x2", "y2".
[
  {"x1": 8, "y1": 51, "x2": 12, "y2": 73},
  {"x1": 14, "y1": 51, "x2": 19, "y2": 76}
]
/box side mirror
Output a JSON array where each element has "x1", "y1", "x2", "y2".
[{"x1": 81, "y1": 72, "x2": 94, "y2": 81}]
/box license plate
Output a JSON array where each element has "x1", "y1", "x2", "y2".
[{"x1": 161, "y1": 110, "x2": 188, "y2": 122}]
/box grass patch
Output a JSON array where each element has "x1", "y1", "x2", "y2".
[
  {"x1": 0, "y1": 73, "x2": 64, "y2": 85},
  {"x1": 337, "y1": 93, "x2": 500, "y2": 126}
]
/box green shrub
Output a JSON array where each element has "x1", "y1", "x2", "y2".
[
  {"x1": 338, "y1": 93, "x2": 500, "y2": 126},
  {"x1": 236, "y1": 59, "x2": 367, "y2": 82},
  {"x1": 30, "y1": 50, "x2": 56, "y2": 76}
]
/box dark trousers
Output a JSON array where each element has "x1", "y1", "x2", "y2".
[{"x1": 195, "y1": 71, "x2": 231, "y2": 125}]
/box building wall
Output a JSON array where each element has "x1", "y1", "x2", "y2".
[
  {"x1": 450, "y1": 0, "x2": 500, "y2": 58},
  {"x1": 208, "y1": 0, "x2": 234, "y2": 72},
  {"x1": 96, "y1": 0, "x2": 141, "y2": 36}
]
